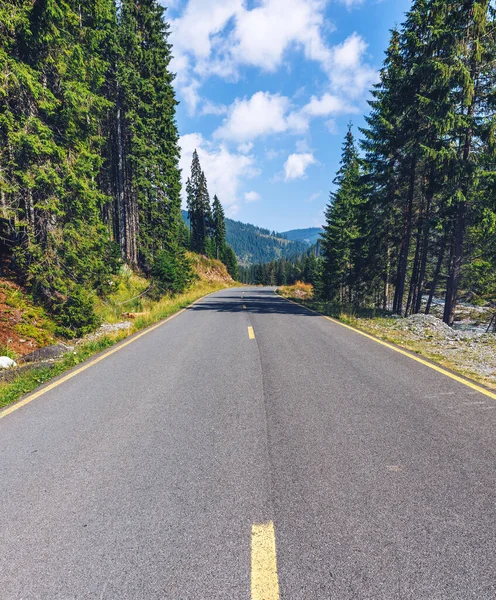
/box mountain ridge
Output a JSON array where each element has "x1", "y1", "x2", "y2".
[{"x1": 181, "y1": 211, "x2": 321, "y2": 265}]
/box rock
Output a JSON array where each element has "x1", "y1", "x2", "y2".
[
  {"x1": 77, "y1": 321, "x2": 132, "y2": 344},
  {"x1": 19, "y1": 343, "x2": 74, "y2": 364},
  {"x1": 0, "y1": 356, "x2": 17, "y2": 370}
]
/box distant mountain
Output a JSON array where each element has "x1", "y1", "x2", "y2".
[
  {"x1": 281, "y1": 227, "x2": 323, "y2": 246},
  {"x1": 181, "y1": 211, "x2": 308, "y2": 266}
]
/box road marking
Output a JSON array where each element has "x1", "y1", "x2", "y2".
[
  {"x1": 279, "y1": 294, "x2": 496, "y2": 402},
  {"x1": 248, "y1": 326, "x2": 255, "y2": 339},
  {"x1": 0, "y1": 294, "x2": 211, "y2": 421},
  {"x1": 251, "y1": 522, "x2": 280, "y2": 600}
]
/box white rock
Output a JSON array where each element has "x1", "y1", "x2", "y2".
[{"x1": 0, "y1": 356, "x2": 17, "y2": 370}]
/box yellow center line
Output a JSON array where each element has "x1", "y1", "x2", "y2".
[
  {"x1": 279, "y1": 294, "x2": 496, "y2": 401},
  {"x1": 248, "y1": 326, "x2": 255, "y2": 339},
  {"x1": 251, "y1": 522, "x2": 280, "y2": 600}
]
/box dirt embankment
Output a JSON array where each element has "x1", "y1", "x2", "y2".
[
  {"x1": 188, "y1": 253, "x2": 234, "y2": 284},
  {"x1": 0, "y1": 279, "x2": 57, "y2": 358}
]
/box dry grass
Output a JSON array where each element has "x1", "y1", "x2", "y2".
[{"x1": 278, "y1": 281, "x2": 314, "y2": 300}]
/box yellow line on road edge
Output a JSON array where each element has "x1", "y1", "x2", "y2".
[
  {"x1": 248, "y1": 326, "x2": 255, "y2": 339},
  {"x1": 251, "y1": 522, "x2": 280, "y2": 600},
  {"x1": 280, "y1": 294, "x2": 496, "y2": 401},
  {"x1": 0, "y1": 294, "x2": 212, "y2": 421}
]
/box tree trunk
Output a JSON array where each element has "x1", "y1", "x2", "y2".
[
  {"x1": 383, "y1": 245, "x2": 391, "y2": 311},
  {"x1": 393, "y1": 157, "x2": 417, "y2": 314},
  {"x1": 443, "y1": 201, "x2": 466, "y2": 325},
  {"x1": 115, "y1": 85, "x2": 127, "y2": 260},
  {"x1": 426, "y1": 233, "x2": 447, "y2": 315},
  {"x1": 414, "y1": 178, "x2": 434, "y2": 314}
]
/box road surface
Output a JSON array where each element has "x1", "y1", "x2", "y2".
[{"x1": 1, "y1": 287, "x2": 495, "y2": 599}]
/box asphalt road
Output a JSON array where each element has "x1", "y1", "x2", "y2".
[{"x1": 1, "y1": 287, "x2": 495, "y2": 599}]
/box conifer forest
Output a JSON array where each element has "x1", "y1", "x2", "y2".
[
  {"x1": 320, "y1": 1, "x2": 496, "y2": 325},
  {"x1": 0, "y1": 0, "x2": 234, "y2": 336}
]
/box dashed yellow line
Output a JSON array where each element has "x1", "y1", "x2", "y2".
[
  {"x1": 251, "y1": 522, "x2": 280, "y2": 600},
  {"x1": 280, "y1": 294, "x2": 496, "y2": 401},
  {"x1": 248, "y1": 326, "x2": 255, "y2": 339}
]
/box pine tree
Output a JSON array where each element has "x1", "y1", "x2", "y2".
[
  {"x1": 321, "y1": 125, "x2": 364, "y2": 302},
  {"x1": 116, "y1": 0, "x2": 182, "y2": 269},
  {"x1": 212, "y1": 195, "x2": 226, "y2": 260},
  {"x1": 187, "y1": 151, "x2": 212, "y2": 255}
]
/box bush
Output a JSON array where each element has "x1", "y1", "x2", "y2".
[
  {"x1": 51, "y1": 285, "x2": 101, "y2": 338},
  {"x1": 152, "y1": 247, "x2": 197, "y2": 296}
]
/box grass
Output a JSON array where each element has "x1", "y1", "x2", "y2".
[
  {"x1": 0, "y1": 279, "x2": 234, "y2": 410},
  {"x1": 0, "y1": 345, "x2": 17, "y2": 360},
  {"x1": 95, "y1": 268, "x2": 151, "y2": 324}
]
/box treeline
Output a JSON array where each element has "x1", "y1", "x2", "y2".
[
  {"x1": 239, "y1": 247, "x2": 319, "y2": 286},
  {"x1": 185, "y1": 151, "x2": 237, "y2": 279},
  {"x1": 0, "y1": 0, "x2": 189, "y2": 335},
  {"x1": 321, "y1": 0, "x2": 496, "y2": 324}
]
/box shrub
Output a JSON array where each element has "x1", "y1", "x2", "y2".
[
  {"x1": 51, "y1": 285, "x2": 101, "y2": 338},
  {"x1": 151, "y1": 247, "x2": 197, "y2": 296}
]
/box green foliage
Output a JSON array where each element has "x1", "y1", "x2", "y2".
[
  {"x1": 51, "y1": 286, "x2": 101, "y2": 338},
  {"x1": 317, "y1": 1, "x2": 496, "y2": 323},
  {"x1": 181, "y1": 211, "x2": 308, "y2": 265},
  {"x1": 221, "y1": 245, "x2": 238, "y2": 280},
  {"x1": 1, "y1": 0, "x2": 185, "y2": 333},
  {"x1": 240, "y1": 246, "x2": 319, "y2": 286},
  {"x1": 152, "y1": 246, "x2": 196, "y2": 295}
]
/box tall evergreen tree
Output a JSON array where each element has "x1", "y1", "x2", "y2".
[
  {"x1": 321, "y1": 126, "x2": 364, "y2": 302},
  {"x1": 115, "y1": 0, "x2": 182, "y2": 269},
  {"x1": 187, "y1": 150, "x2": 212, "y2": 255},
  {"x1": 212, "y1": 194, "x2": 226, "y2": 260}
]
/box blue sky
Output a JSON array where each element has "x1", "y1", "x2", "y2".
[{"x1": 164, "y1": 0, "x2": 412, "y2": 231}]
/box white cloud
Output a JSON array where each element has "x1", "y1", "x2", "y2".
[
  {"x1": 325, "y1": 119, "x2": 338, "y2": 134},
  {"x1": 326, "y1": 33, "x2": 377, "y2": 97},
  {"x1": 303, "y1": 93, "x2": 355, "y2": 116},
  {"x1": 180, "y1": 133, "x2": 259, "y2": 216},
  {"x1": 284, "y1": 153, "x2": 317, "y2": 180},
  {"x1": 170, "y1": 0, "x2": 330, "y2": 76},
  {"x1": 238, "y1": 142, "x2": 254, "y2": 154},
  {"x1": 214, "y1": 91, "x2": 308, "y2": 142},
  {"x1": 339, "y1": 0, "x2": 365, "y2": 7},
  {"x1": 306, "y1": 191, "x2": 322, "y2": 203},
  {"x1": 169, "y1": 0, "x2": 376, "y2": 117},
  {"x1": 245, "y1": 191, "x2": 261, "y2": 203},
  {"x1": 230, "y1": 0, "x2": 332, "y2": 72}
]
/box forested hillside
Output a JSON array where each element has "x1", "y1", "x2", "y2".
[
  {"x1": 239, "y1": 247, "x2": 319, "y2": 286},
  {"x1": 281, "y1": 228, "x2": 323, "y2": 246},
  {"x1": 182, "y1": 211, "x2": 308, "y2": 265},
  {"x1": 319, "y1": 0, "x2": 496, "y2": 325},
  {"x1": 0, "y1": 0, "x2": 191, "y2": 336}
]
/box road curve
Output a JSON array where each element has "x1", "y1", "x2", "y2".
[{"x1": 1, "y1": 287, "x2": 495, "y2": 599}]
